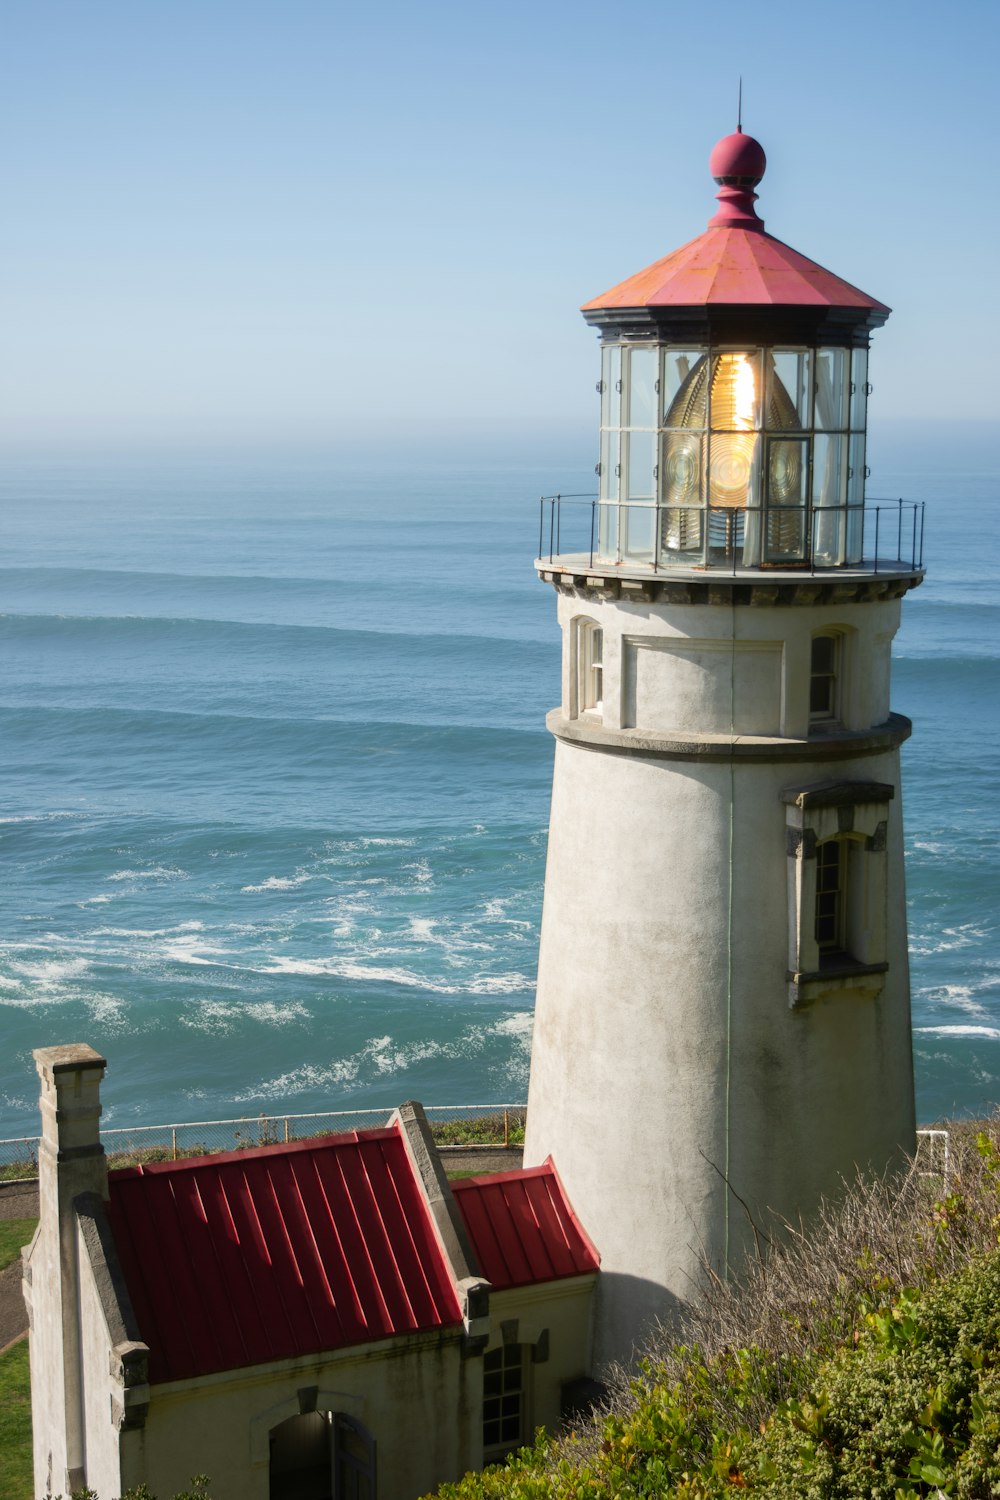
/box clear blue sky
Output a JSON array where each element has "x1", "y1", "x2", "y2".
[{"x1": 1, "y1": 0, "x2": 997, "y2": 454}]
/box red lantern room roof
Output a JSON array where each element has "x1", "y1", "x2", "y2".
[{"x1": 582, "y1": 130, "x2": 889, "y2": 324}]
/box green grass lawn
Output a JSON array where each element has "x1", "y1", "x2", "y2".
[
  {"x1": 0, "y1": 1217, "x2": 37, "y2": 1499},
  {"x1": 0, "y1": 1218, "x2": 37, "y2": 1271},
  {"x1": 0, "y1": 1339, "x2": 32, "y2": 1500}
]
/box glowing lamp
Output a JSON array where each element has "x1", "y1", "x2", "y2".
[{"x1": 581, "y1": 129, "x2": 889, "y2": 570}]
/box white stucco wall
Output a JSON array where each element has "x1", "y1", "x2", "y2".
[
  {"x1": 23, "y1": 1215, "x2": 68, "y2": 1500},
  {"x1": 121, "y1": 1329, "x2": 478, "y2": 1500},
  {"x1": 527, "y1": 586, "x2": 916, "y2": 1368},
  {"x1": 24, "y1": 1047, "x2": 110, "y2": 1500},
  {"x1": 76, "y1": 1214, "x2": 126, "y2": 1500},
  {"x1": 561, "y1": 592, "x2": 902, "y2": 738}
]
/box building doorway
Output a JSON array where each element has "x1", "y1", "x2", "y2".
[{"x1": 270, "y1": 1411, "x2": 376, "y2": 1500}]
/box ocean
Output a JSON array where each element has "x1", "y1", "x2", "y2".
[{"x1": 0, "y1": 428, "x2": 997, "y2": 1137}]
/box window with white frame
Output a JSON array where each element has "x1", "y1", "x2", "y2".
[
  {"x1": 809, "y1": 632, "x2": 841, "y2": 725},
  {"x1": 784, "y1": 780, "x2": 893, "y2": 1007},
  {"x1": 574, "y1": 618, "x2": 604, "y2": 717}
]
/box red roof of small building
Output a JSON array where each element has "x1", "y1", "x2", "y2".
[
  {"x1": 452, "y1": 1160, "x2": 600, "y2": 1290},
  {"x1": 106, "y1": 1127, "x2": 462, "y2": 1384},
  {"x1": 582, "y1": 129, "x2": 888, "y2": 317}
]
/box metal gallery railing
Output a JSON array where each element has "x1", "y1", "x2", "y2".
[{"x1": 538, "y1": 494, "x2": 925, "y2": 576}]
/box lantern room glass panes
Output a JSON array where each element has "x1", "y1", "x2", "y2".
[
  {"x1": 595, "y1": 339, "x2": 872, "y2": 570},
  {"x1": 627, "y1": 347, "x2": 657, "y2": 428},
  {"x1": 601, "y1": 345, "x2": 621, "y2": 431},
  {"x1": 768, "y1": 350, "x2": 811, "y2": 427},
  {"x1": 599, "y1": 429, "x2": 620, "y2": 501},
  {"x1": 662, "y1": 350, "x2": 705, "y2": 421},
  {"x1": 850, "y1": 348, "x2": 868, "y2": 431},
  {"x1": 626, "y1": 430, "x2": 656, "y2": 499},
  {"x1": 815, "y1": 348, "x2": 848, "y2": 431}
]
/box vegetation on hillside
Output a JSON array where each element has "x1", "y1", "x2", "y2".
[
  {"x1": 432, "y1": 1124, "x2": 1000, "y2": 1499},
  {"x1": 430, "y1": 1111, "x2": 526, "y2": 1147}
]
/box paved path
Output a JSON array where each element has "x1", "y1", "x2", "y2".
[{"x1": 0, "y1": 1180, "x2": 38, "y2": 1351}]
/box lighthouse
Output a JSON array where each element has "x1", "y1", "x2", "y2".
[{"x1": 523, "y1": 129, "x2": 924, "y2": 1368}]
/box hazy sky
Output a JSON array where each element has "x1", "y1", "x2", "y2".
[{"x1": 1, "y1": 0, "x2": 997, "y2": 453}]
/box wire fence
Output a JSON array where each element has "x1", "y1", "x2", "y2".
[
  {"x1": 0, "y1": 1117, "x2": 949, "y2": 1186},
  {"x1": 0, "y1": 1104, "x2": 528, "y2": 1182}
]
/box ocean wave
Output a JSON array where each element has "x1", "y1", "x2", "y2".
[
  {"x1": 234, "y1": 1009, "x2": 534, "y2": 1103},
  {"x1": 181, "y1": 998, "x2": 311, "y2": 1035},
  {"x1": 82, "y1": 992, "x2": 131, "y2": 1033},
  {"x1": 106, "y1": 866, "x2": 187, "y2": 883},
  {"x1": 914, "y1": 1025, "x2": 1000, "y2": 1041},
  {"x1": 240, "y1": 874, "x2": 313, "y2": 893},
  {"x1": 0, "y1": 703, "x2": 550, "y2": 755},
  {"x1": 90, "y1": 921, "x2": 206, "y2": 938},
  {"x1": 910, "y1": 924, "x2": 991, "y2": 957},
  {"x1": 0, "y1": 810, "x2": 88, "y2": 825},
  {"x1": 0, "y1": 609, "x2": 550, "y2": 661},
  {"x1": 3, "y1": 955, "x2": 92, "y2": 987},
  {"x1": 259, "y1": 953, "x2": 531, "y2": 996}
]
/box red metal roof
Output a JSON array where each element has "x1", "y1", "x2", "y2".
[
  {"x1": 582, "y1": 225, "x2": 888, "y2": 315},
  {"x1": 106, "y1": 1128, "x2": 462, "y2": 1384},
  {"x1": 452, "y1": 1160, "x2": 600, "y2": 1290},
  {"x1": 582, "y1": 130, "x2": 888, "y2": 317}
]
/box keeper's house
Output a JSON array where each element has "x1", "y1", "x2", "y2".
[{"x1": 23, "y1": 1045, "x2": 598, "y2": 1500}]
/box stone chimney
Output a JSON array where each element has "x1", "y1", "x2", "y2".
[{"x1": 28, "y1": 1044, "x2": 108, "y2": 1496}]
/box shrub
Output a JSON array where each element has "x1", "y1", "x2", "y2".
[{"x1": 430, "y1": 1120, "x2": 1000, "y2": 1499}]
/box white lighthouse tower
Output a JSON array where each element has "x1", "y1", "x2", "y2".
[{"x1": 523, "y1": 128, "x2": 924, "y2": 1368}]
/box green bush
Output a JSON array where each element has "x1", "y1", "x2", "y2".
[
  {"x1": 430, "y1": 1113, "x2": 525, "y2": 1147},
  {"x1": 430, "y1": 1123, "x2": 1000, "y2": 1500},
  {"x1": 63, "y1": 1478, "x2": 211, "y2": 1500}
]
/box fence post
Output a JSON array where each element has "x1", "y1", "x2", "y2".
[
  {"x1": 504, "y1": 1109, "x2": 509, "y2": 1148},
  {"x1": 284, "y1": 1117, "x2": 290, "y2": 1144},
  {"x1": 171, "y1": 1127, "x2": 177, "y2": 1161}
]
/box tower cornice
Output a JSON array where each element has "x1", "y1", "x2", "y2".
[
  {"x1": 536, "y1": 560, "x2": 924, "y2": 607},
  {"x1": 545, "y1": 708, "x2": 912, "y2": 763}
]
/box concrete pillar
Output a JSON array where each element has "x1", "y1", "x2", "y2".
[{"x1": 28, "y1": 1043, "x2": 108, "y2": 1497}]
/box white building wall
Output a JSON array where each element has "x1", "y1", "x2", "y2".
[
  {"x1": 485, "y1": 1275, "x2": 597, "y2": 1438},
  {"x1": 23, "y1": 1045, "x2": 110, "y2": 1500},
  {"x1": 526, "y1": 586, "x2": 915, "y2": 1367},
  {"x1": 124, "y1": 1331, "x2": 478, "y2": 1500},
  {"x1": 77, "y1": 1215, "x2": 126, "y2": 1500}
]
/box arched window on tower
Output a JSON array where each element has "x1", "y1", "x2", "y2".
[
  {"x1": 809, "y1": 632, "x2": 841, "y2": 725},
  {"x1": 573, "y1": 618, "x2": 604, "y2": 718},
  {"x1": 815, "y1": 837, "x2": 851, "y2": 962}
]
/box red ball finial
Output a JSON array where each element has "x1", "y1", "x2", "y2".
[{"x1": 708, "y1": 129, "x2": 766, "y2": 231}]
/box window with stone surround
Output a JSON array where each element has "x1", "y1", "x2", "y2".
[{"x1": 784, "y1": 780, "x2": 893, "y2": 1007}]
